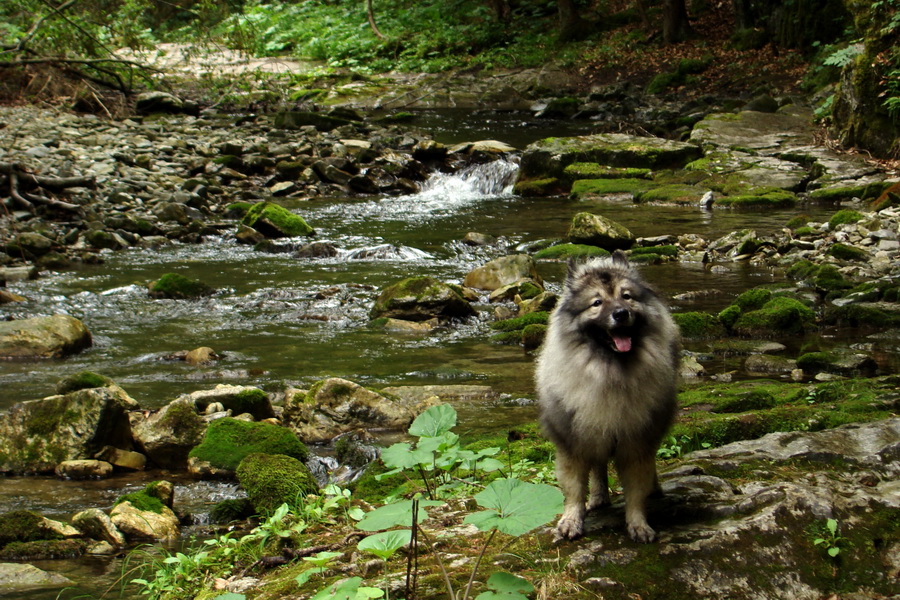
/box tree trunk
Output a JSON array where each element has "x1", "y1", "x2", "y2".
[
  {"x1": 557, "y1": 0, "x2": 589, "y2": 41},
  {"x1": 366, "y1": 0, "x2": 385, "y2": 40},
  {"x1": 662, "y1": 0, "x2": 693, "y2": 43},
  {"x1": 487, "y1": 0, "x2": 511, "y2": 22}
]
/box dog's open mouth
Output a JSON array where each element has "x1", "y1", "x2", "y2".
[{"x1": 610, "y1": 331, "x2": 633, "y2": 353}]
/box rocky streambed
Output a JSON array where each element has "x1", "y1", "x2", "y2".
[{"x1": 1, "y1": 90, "x2": 899, "y2": 599}]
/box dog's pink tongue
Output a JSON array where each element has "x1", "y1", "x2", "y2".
[{"x1": 612, "y1": 334, "x2": 632, "y2": 353}]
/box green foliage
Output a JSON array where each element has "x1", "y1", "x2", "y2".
[
  {"x1": 813, "y1": 518, "x2": 844, "y2": 558},
  {"x1": 189, "y1": 417, "x2": 308, "y2": 471},
  {"x1": 463, "y1": 478, "x2": 563, "y2": 537}
]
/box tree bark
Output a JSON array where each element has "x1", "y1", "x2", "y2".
[
  {"x1": 557, "y1": 0, "x2": 590, "y2": 41},
  {"x1": 662, "y1": 0, "x2": 693, "y2": 43},
  {"x1": 366, "y1": 0, "x2": 385, "y2": 39}
]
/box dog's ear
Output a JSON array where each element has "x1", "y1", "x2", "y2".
[
  {"x1": 611, "y1": 249, "x2": 629, "y2": 267},
  {"x1": 566, "y1": 257, "x2": 581, "y2": 281}
]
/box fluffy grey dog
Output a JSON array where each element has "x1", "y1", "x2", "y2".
[{"x1": 535, "y1": 251, "x2": 680, "y2": 543}]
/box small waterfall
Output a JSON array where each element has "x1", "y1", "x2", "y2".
[{"x1": 417, "y1": 157, "x2": 520, "y2": 198}]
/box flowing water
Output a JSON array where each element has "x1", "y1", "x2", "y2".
[{"x1": 0, "y1": 113, "x2": 870, "y2": 599}]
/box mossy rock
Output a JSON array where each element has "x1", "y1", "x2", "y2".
[
  {"x1": 209, "y1": 498, "x2": 256, "y2": 524},
  {"x1": 630, "y1": 245, "x2": 678, "y2": 258},
  {"x1": 562, "y1": 163, "x2": 651, "y2": 181},
  {"x1": 569, "y1": 178, "x2": 653, "y2": 199},
  {"x1": 717, "y1": 304, "x2": 742, "y2": 330},
  {"x1": 733, "y1": 297, "x2": 816, "y2": 336},
  {"x1": 812, "y1": 264, "x2": 852, "y2": 292},
  {"x1": 149, "y1": 273, "x2": 215, "y2": 299},
  {"x1": 114, "y1": 489, "x2": 165, "y2": 515},
  {"x1": 189, "y1": 418, "x2": 309, "y2": 472},
  {"x1": 231, "y1": 388, "x2": 275, "y2": 420},
  {"x1": 241, "y1": 201, "x2": 314, "y2": 238},
  {"x1": 223, "y1": 202, "x2": 255, "y2": 218},
  {"x1": 0, "y1": 539, "x2": 86, "y2": 561},
  {"x1": 673, "y1": 311, "x2": 726, "y2": 339},
  {"x1": 511, "y1": 177, "x2": 563, "y2": 196},
  {"x1": 521, "y1": 323, "x2": 547, "y2": 350},
  {"x1": 809, "y1": 185, "x2": 869, "y2": 203},
  {"x1": 825, "y1": 303, "x2": 900, "y2": 328},
  {"x1": 634, "y1": 184, "x2": 707, "y2": 205},
  {"x1": 566, "y1": 212, "x2": 635, "y2": 250},
  {"x1": 55, "y1": 371, "x2": 114, "y2": 395},
  {"x1": 235, "y1": 453, "x2": 319, "y2": 515},
  {"x1": 489, "y1": 311, "x2": 550, "y2": 332},
  {"x1": 716, "y1": 188, "x2": 797, "y2": 207},
  {"x1": 827, "y1": 209, "x2": 863, "y2": 229},
  {"x1": 712, "y1": 389, "x2": 778, "y2": 414},
  {"x1": 0, "y1": 510, "x2": 60, "y2": 548},
  {"x1": 533, "y1": 244, "x2": 610, "y2": 260},
  {"x1": 785, "y1": 214, "x2": 811, "y2": 230},
  {"x1": 733, "y1": 287, "x2": 773, "y2": 312},
  {"x1": 827, "y1": 243, "x2": 867, "y2": 261},
  {"x1": 370, "y1": 276, "x2": 476, "y2": 321}
]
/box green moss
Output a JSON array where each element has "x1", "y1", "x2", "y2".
[
  {"x1": 733, "y1": 297, "x2": 816, "y2": 336},
  {"x1": 489, "y1": 311, "x2": 549, "y2": 332},
  {"x1": 673, "y1": 311, "x2": 725, "y2": 339},
  {"x1": 827, "y1": 243, "x2": 867, "y2": 261},
  {"x1": 813, "y1": 264, "x2": 852, "y2": 292},
  {"x1": 236, "y1": 453, "x2": 319, "y2": 515},
  {"x1": 114, "y1": 485, "x2": 166, "y2": 514},
  {"x1": 717, "y1": 188, "x2": 797, "y2": 207},
  {"x1": 370, "y1": 276, "x2": 475, "y2": 321},
  {"x1": 796, "y1": 352, "x2": 833, "y2": 373},
  {"x1": 149, "y1": 273, "x2": 215, "y2": 299},
  {"x1": 826, "y1": 304, "x2": 900, "y2": 328},
  {"x1": 55, "y1": 371, "x2": 113, "y2": 395},
  {"x1": 562, "y1": 163, "x2": 651, "y2": 180},
  {"x1": 0, "y1": 510, "x2": 58, "y2": 548},
  {"x1": 511, "y1": 177, "x2": 562, "y2": 196},
  {"x1": 223, "y1": 202, "x2": 255, "y2": 218},
  {"x1": 241, "y1": 201, "x2": 314, "y2": 237},
  {"x1": 209, "y1": 498, "x2": 255, "y2": 524},
  {"x1": 734, "y1": 287, "x2": 773, "y2": 312},
  {"x1": 158, "y1": 401, "x2": 205, "y2": 440},
  {"x1": 712, "y1": 389, "x2": 778, "y2": 413},
  {"x1": 786, "y1": 259, "x2": 819, "y2": 281},
  {"x1": 717, "y1": 304, "x2": 742, "y2": 329},
  {"x1": 634, "y1": 184, "x2": 706, "y2": 205},
  {"x1": 828, "y1": 209, "x2": 863, "y2": 229},
  {"x1": 810, "y1": 185, "x2": 869, "y2": 203},
  {"x1": 0, "y1": 539, "x2": 86, "y2": 560},
  {"x1": 569, "y1": 178, "x2": 654, "y2": 199},
  {"x1": 189, "y1": 417, "x2": 309, "y2": 471},
  {"x1": 793, "y1": 226, "x2": 817, "y2": 236},
  {"x1": 630, "y1": 245, "x2": 678, "y2": 258},
  {"x1": 233, "y1": 388, "x2": 274, "y2": 419},
  {"x1": 533, "y1": 243, "x2": 610, "y2": 260},
  {"x1": 785, "y1": 214, "x2": 811, "y2": 230},
  {"x1": 521, "y1": 323, "x2": 547, "y2": 350}
]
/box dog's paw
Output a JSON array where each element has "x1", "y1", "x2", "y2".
[
  {"x1": 585, "y1": 495, "x2": 610, "y2": 512},
  {"x1": 554, "y1": 515, "x2": 584, "y2": 541},
  {"x1": 627, "y1": 521, "x2": 657, "y2": 543}
]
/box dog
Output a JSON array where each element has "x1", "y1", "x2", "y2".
[{"x1": 535, "y1": 250, "x2": 680, "y2": 543}]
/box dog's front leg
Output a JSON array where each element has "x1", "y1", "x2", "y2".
[
  {"x1": 616, "y1": 452, "x2": 658, "y2": 543},
  {"x1": 587, "y1": 461, "x2": 611, "y2": 511},
  {"x1": 554, "y1": 452, "x2": 588, "y2": 540}
]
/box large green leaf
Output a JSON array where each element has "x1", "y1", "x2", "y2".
[
  {"x1": 309, "y1": 577, "x2": 384, "y2": 600},
  {"x1": 474, "y1": 572, "x2": 535, "y2": 600},
  {"x1": 357, "y1": 529, "x2": 413, "y2": 560},
  {"x1": 408, "y1": 404, "x2": 457, "y2": 437},
  {"x1": 355, "y1": 499, "x2": 444, "y2": 532},
  {"x1": 463, "y1": 478, "x2": 563, "y2": 536}
]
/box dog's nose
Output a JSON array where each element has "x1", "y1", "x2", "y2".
[{"x1": 612, "y1": 308, "x2": 630, "y2": 323}]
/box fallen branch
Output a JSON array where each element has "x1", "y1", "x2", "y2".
[{"x1": 0, "y1": 162, "x2": 86, "y2": 213}]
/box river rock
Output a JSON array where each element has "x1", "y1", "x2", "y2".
[
  {"x1": 379, "y1": 384, "x2": 499, "y2": 405},
  {"x1": 518, "y1": 132, "x2": 702, "y2": 181},
  {"x1": 110, "y1": 500, "x2": 180, "y2": 541},
  {"x1": 71, "y1": 508, "x2": 126, "y2": 547},
  {"x1": 0, "y1": 563, "x2": 71, "y2": 590},
  {"x1": 131, "y1": 398, "x2": 207, "y2": 468},
  {"x1": 0, "y1": 314, "x2": 92, "y2": 359},
  {"x1": 370, "y1": 276, "x2": 476, "y2": 321},
  {"x1": 185, "y1": 346, "x2": 220, "y2": 365},
  {"x1": 182, "y1": 384, "x2": 275, "y2": 420},
  {"x1": 240, "y1": 201, "x2": 314, "y2": 238},
  {"x1": 566, "y1": 212, "x2": 635, "y2": 250},
  {"x1": 93, "y1": 446, "x2": 147, "y2": 471},
  {"x1": 463, "y1": 254, "x2": 543, "y2": 291},
  {"x1": 570, "y1": 418, "x2": 900, "y2": 599},
  {"x1": 283, "y1": 377, "x2": 440, "y2": 443},
  {"x1": 135, "y1": 91, "x2": 185, "y2": 114},
  {"x1": 55, "y1": 459, "x2": 114, "y2": 479},
  {"x1": 0, "y1": 385, "x2": 138, "y2": 474}
]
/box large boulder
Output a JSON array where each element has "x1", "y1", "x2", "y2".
[
  {"x1": 370, "y1": 276, "x2": 476, "y2": 322},
  {"x1": 566, "y1": 212, "x2": 635, "y2": 250},
  {"x1": 283, "y1": 377, "x2": 439, "y2": 443},
  {"x1": 0, "y1": 385, "x2": 138, "y2": 474},
  {"x1": 240, "y1": 201, "x2": 314, "y2": 238},
  {"x1": 71, "y1": 509, "x2": 126, "y2": 547},
  {"x1": 463, "y1": 254, "x2": 543, "y2": 291},
  {"x1": 518, "y1": 133, "x2": 701, "y2": 181},
  {"x1": 182, "y1": 384, "x2": 276, "y2": 420},
  {"x1": 110, "y1": 501, "x2": 179, "y2": 541},
  {"x1": 131, "y1": 398, "x2": 207, "y2": 469},
  {"x1": 0, "y1": 314, "x2": 92, "y2": 359}
]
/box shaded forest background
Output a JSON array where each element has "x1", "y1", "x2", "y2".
[{"x1": 0, "y1": 0, "x2": 898, "y2": 157}]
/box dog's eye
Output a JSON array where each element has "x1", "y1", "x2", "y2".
[
  {"x1": 621, "y1": 292, "x2": 632, "y2": 300},
  {"x1": 591, "y1": 298, "x2": 603, "y2": 307}
]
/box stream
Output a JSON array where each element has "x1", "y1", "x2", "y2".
[{"x1": 0, "y1": 110, "x2": 860, "y2": 599}]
